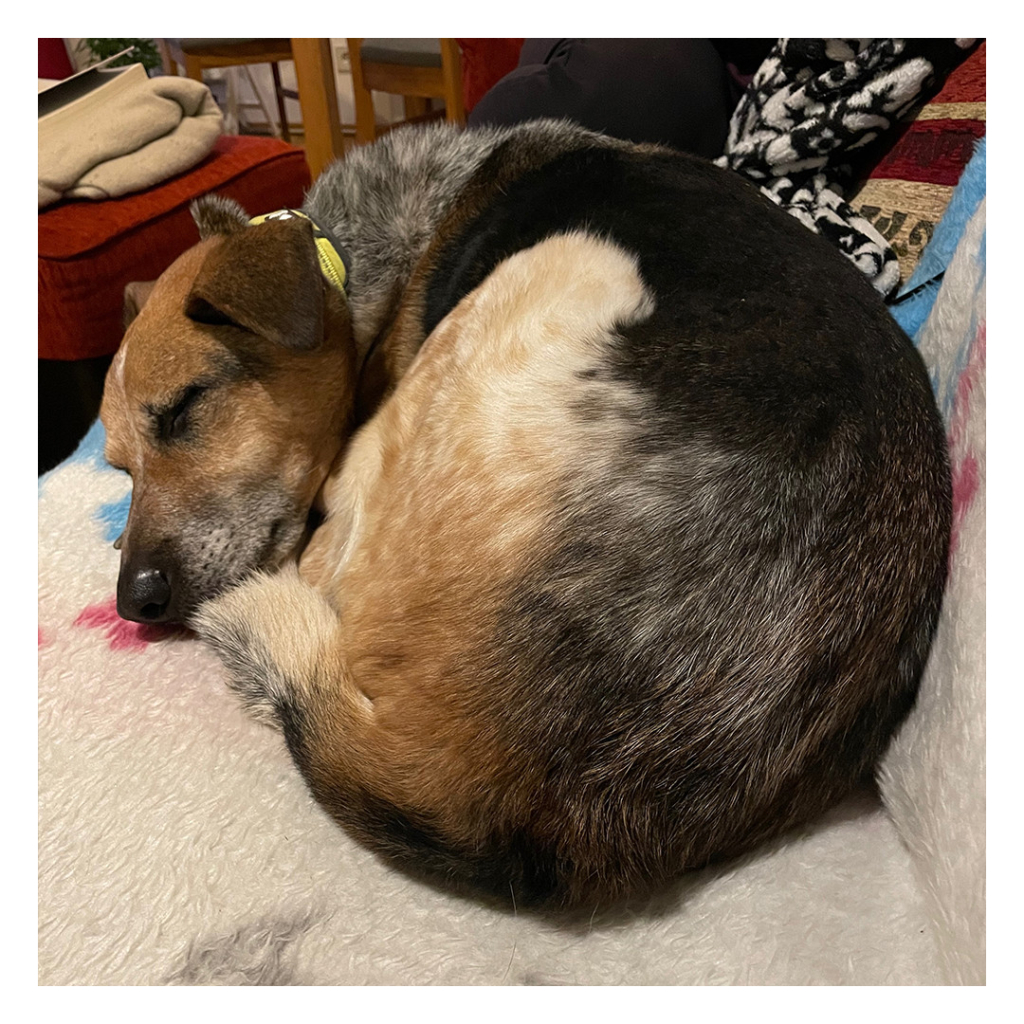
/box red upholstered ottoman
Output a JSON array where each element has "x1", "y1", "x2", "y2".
[
  {"x1": 39, "y1": 134, "x2": 311, "y2": 472},
  {"x1": 40, "y1": 134, "x2": 311, "y2": 361}
]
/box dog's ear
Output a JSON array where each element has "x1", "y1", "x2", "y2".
[
  {"x1": 185, "y1": 216, "x2": 325, "y2": 350},
  {"x1": 123, "y1": 280, "x2": 157, "y2": 328},
  {"x1": 190, "y1": 195, "x2": 250, "y2": 240}
]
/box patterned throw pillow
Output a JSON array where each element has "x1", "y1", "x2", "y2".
[{"x1": 717, "y1": 39, "x2": 983, "y2": 297}]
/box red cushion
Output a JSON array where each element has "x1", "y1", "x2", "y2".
[{"x1": 39, "y1": 135, "x2": 311, "y2": 360}]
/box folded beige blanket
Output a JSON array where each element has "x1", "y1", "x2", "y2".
[{"x1": 39, "y1": 76, "x2": 223, "y2": 208}]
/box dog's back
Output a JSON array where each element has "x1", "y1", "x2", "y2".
[{"x1": 196, "y1": 128, "x2": 951, "y2": 909}]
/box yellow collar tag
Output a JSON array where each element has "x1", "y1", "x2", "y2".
[{"x1": 248, "y1": 209, "x2": 348, "y2": 294}]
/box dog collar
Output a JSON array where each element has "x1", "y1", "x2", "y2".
[{"x1": 248, "y1": 209, "x2": 350, "y2": 294}]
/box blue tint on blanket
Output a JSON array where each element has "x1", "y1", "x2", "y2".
[
  {"x1": 39, "y1": 418, "x2": 116, "y2": 493},
  {"x1": 73, "y1": 420, "x2": 134, "y2": 540},
  {"x1": 889, "y1": 138, "x2": 986, "y2": 342},
  {"x1": 67, "y1": 417, "x2": 109, "y2": 469},
  {"x1": 96, "y1": 490, "x2": 131, "y2": 542},
  {"x1": 886, "y1": 137, "x2": 986, "y2": 418},
  {"x1": 37, "y1": 417, "x2": 133, "y2": 538}
]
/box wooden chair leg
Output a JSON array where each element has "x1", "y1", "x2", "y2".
[
  {"x1": 270, "y1": 62, "x2": 291, "y2": 142},
  {"x1": 182, "y1": 55, "x2": 205, "y2": 83},
  {"x1": 403, "y1": 96, "x2": 430, "y2": 120},
  {"x1": 291, "y1": 38, "x2": 344, "y2": 177},
  {"x1": 347, "y1": 39, "x2": 377, "y2": 145},
  {"x1": 352, "y1": 88, "x2": 377, "y2": 144},
  {"x1": 440, "y1": 39, "x2": 466, "y2": 124}
]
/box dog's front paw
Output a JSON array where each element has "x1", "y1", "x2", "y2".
[
  {"x1": 191, "y1": 567, "x2": 341, "y2": 728},
  {"x1": 192, "y1": 569, "x2": 299, "y2": 727}
]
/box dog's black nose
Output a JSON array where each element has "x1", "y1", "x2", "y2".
[{"x1": 118, "y1": 566, "x2": 173, "y2": 623}]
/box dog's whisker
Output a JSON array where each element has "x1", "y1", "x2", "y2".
[{"x1": 502, "y1": 881, "x2": 518, "y2": 983}]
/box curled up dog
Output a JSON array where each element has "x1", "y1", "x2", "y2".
[{"x1": 100, "y1": 121, "x2": 952, "y2": 910}]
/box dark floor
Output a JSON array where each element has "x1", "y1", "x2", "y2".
[{"x1": 39, "y1": 354, "x2": 113, "y2": 475}]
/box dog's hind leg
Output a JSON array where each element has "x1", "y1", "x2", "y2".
[{"x1": 192, "y1": 566, "x2": 535, "y2": 899}]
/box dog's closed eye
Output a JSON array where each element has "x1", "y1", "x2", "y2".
[{"x1": 151, "y1": 385, "x2": 206, "y2": 442}]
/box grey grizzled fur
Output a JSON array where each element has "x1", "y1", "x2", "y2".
[
  {"x1": 165, "y1": 913, "x2": 318, "y2": 986},
  {"x1": 303, "y1": 120, "x2": 625, "y2": 357},
  {"x1": 190, "y1": 194, "x2": 250, "y2": 239}
]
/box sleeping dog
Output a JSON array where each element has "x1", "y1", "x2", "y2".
[{"x1": 100, "y1": 121, "x2": 951, "y2": 909}]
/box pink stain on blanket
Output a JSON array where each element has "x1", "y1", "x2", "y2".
[
  {"x1": 74, "y1": 596, "x2": 183, "y2": 652},
  {"x1": 947, "y1": 321, "x2": 986, "y2": 562}
]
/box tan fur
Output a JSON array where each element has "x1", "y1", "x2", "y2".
[
  {"x1": 350, "y1": 128, "x2": 626, "y2": 420},
  {"x1": 286, "y1": 233, "x2": 656, "y2": 831},
  {"x1": 101, "y1": 220, "x2": 357, "y2": 620},
  {"x1": 106, "y1": 299, "x2": 350, "y2": 512}
]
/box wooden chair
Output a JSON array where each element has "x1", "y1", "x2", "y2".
[
  {"x1": 158, "y1": 39, "x2": 299, "y2": 142},
  {"x1": 347, "y1": 39, "x2": 465, "y2": 145}
]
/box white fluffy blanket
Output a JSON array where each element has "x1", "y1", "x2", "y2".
[{"x1": 37, "y1": 160, "x2": 985, "y2": 986}]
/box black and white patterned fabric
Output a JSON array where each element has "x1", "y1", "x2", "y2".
[{"x1": 716, "y1": 38, "x2": 977, "y2": 297}]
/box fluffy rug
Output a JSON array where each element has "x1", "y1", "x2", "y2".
[
  {"x1": 37, "y1": 148, "x2": 985, "y2": 987},
  {"x1": 879, "y1": 140, "x2": 986, "y2": 986}
]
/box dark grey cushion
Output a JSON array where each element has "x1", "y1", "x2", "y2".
[{"x1": 359, "y1": 39, "x2": 442, "y2": 68}]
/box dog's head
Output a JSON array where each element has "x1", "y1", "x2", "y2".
[{"x1": 100, "y1": 196, "x2": 358, "y2": 625}]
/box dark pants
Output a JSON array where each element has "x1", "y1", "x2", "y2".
[{"x1": 467, "y1": 39, "x2": 768, "y2": 159}]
